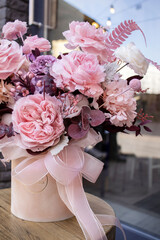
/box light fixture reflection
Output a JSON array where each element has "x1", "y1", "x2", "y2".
[
  {"x1": 110, "y1": 4, "x2": 115, "y2": 14},
  {"x1": 92, "y1": 21, "x2": 99, "y2": 28},
  {"x1": 106, "y1": 17, "x2": 112, "y2": 27}
]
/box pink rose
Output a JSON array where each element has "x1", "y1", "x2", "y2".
[
  {"x1": 63, "y1": 21, "x2": 112, "y2": 63},
  {"x1": 0, "y1": 39, "x2": 25, "y2": 79},
  {"x1": 2, "y1": 19, "x2": 27, "y2": 40},
  {"x1": 12, "y1": 94, "x2": 65, "y2": 152},
  {"x1": 23, "y1": 35, "x2": 51, "y2": 53},
  {"x1": 50, "y1": 51, "x2": 105, "y2": 98},
  {"x1": 103, "y1": 80, "x2": 137, "y2": 127}
]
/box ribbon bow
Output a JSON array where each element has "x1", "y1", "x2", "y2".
[{"x1": 10, "y1": 130, "x2": 126, "y2": 240}]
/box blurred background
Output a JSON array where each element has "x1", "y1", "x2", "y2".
[{"x1": 0, "y1": 0, "x2": 160, "y2": 239}]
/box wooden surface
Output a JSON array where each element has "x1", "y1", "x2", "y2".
[{"x1": 0, "y1": 188, "x2": 116, "y2": 240}]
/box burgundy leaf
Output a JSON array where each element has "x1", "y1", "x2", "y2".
[
  {"x1": 143, "y1": 126, "x2": 152, "y2": 132},
  {"x1": 127, "y1": 75, "x2": 143, "y2": 84},
  {"x1": 90, "y1": 110, "x2": 106, "y2": 127},
  {"x1": 0, "y1": 132, "x2": 6, "y2": 139},
  {"x1": 136, "y1": 128, "x2": 141, "y2": 136},
  {"x1": 140, "y1": 120, "x2": 152, "y2": 125},
  {"x1": 6, "y1": 123, "x2": 14, "y2": 137},
  {"x1": 27, "y1": 147, "x2": 50, "y2": 155},
  {"x1": 57, "y1": 53, "x2": 69, "y2": 59},
  {"x1": 0, "y1": 107, "x2": 12, "y2": 114},
  {"x1": 0, "y1": 124, "x2": 7, "y2": 139},
  {"x1": 32, "y1": 48, "x2": 41, "y2": 58},
  {"x1": 71, "y1": 115, "x2": 81, "y2": 124},
  {"x1": 81, "y1": 106, "x2": 91, "y2": 130},
  {"x1": 68, "y1": 123, "x2": 89, "y2": 140},
  {"x1": 126, "y1": 125, "x2": 140, "y2": 131}
]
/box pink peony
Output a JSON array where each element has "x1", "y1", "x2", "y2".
[
  {"x1": 0, "y1": 39, "x2": 25, "y2": 79},
  {"x1": 103, "y1": 80, "x2": 137, "y2": 127},
  {"x1": 50, "y1": 51, "x2": 105, "y2": 98},
  {"x1": 23, "y1": 35, "x2": 51, "y2": 53},
  {"x1": 12, "y1": 94, "x2": 65, "y2": 152},
  {"x1": 63, "y1": 21, "x2": 112, "y2": 63},
  {"x1": 2, "y1": 19, "x2": 27, "y2": 40}
]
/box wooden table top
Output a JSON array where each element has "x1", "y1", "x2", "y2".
[{"x1": 0, "y1": 188, "x2": 115, "y2": 240}]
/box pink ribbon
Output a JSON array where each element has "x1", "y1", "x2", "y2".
[{"x1": 12, "y1": 143, "x2": 126, "y2": 240}]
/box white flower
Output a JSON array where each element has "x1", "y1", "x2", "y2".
[
  {"x1": 115, "y1": 42, "x2": 149, "y2": 76},
  {"x1": 102, "y1": 62, "x2": 121, "y2": 89},
  {"x1": 104, "y1": 62, "x2": 119, "y2": 81},
  {"x1": 50, "y1": 135, "x2": 69, "y2": 156}
]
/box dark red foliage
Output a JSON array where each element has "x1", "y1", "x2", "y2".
[
  {"x1": 68, "y1": 123, "x2": 89, "y2": 140},
  {"x1": 68, "y1": 106, "x2": 105, "y2": 140},
  {"x1": 127, "y1": 75, "x2": 143, "y2": 84},
  {"x1": 0, "y1": 123, "x2": 14, "y2": 139}
]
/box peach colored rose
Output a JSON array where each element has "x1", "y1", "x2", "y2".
[
  {"x1": 12, "y1": 94, "x2": 64, "y2": 152},
  {"x1": 63, "y1": 21, "x2": 112, "y2": 63},
  {"x1": 50, "y1": 51, "x2": 105, "y2": 98},
  {"x1": 2, "y1": 19, "x2": 27, "y2": 40},
  {"x1": 0, "y1": 39, "x2": 25, "y2": 79},
  {"x1": 23, "y1": 35, "x2": 51, "y2": 53}
]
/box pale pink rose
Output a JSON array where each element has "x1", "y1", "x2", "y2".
[
  {"x1": 12, "y1": 94, "x2": 64, "y2": 152},
  {"x1": 103, "y1": 80, "x2": 137, "y2": 127},
  {"x1": 2, "y1": 19, "x2": 27, "y2": 40},
  {"x1": 0, "y1": 39, "x2": 25, "y2": 79},
  {"x1": 63, "y1": 21, "x2": 112, "y2": 63},
  {"x1": 23, "y1": 35, "x2": 51, "y2": 53},
  {"x1": 50, "y1": 51, "x2": 105, "y2": 98}
]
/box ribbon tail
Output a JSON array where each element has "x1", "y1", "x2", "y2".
[
  {"x1": 57, "y1": 174, "x2": 107, "y2": 240},
  {"x1": 97, "y1": 215, "x2": 126, "y2": 240}
]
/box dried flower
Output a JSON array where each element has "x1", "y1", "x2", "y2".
[
  {"x1": 30, "y1": 55, "x2": 56, "y2": 75},
  {"x1": 0, "y1": 80, "x2": 15, "y2": 104}
]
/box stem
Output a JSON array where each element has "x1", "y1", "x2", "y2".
[
  {"x1": 116, "y1": 87, "x2": 131, "y2": 97},
  {"x1": 116, "y1": 63, "x2": 129, "y2": 72},
  {"x1": 99, "y1": 102, "x2": 106, "y2": 109},
  {"x1": 43, "y1": 80, "x2": 45, "y2": 100},
  {"x1": 19, "y1": 31, "x2": 24, "y2": 45}
]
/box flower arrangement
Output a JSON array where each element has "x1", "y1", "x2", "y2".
[{"x1": 0, "y1": 19, "x2": 159, "y2": 240}]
